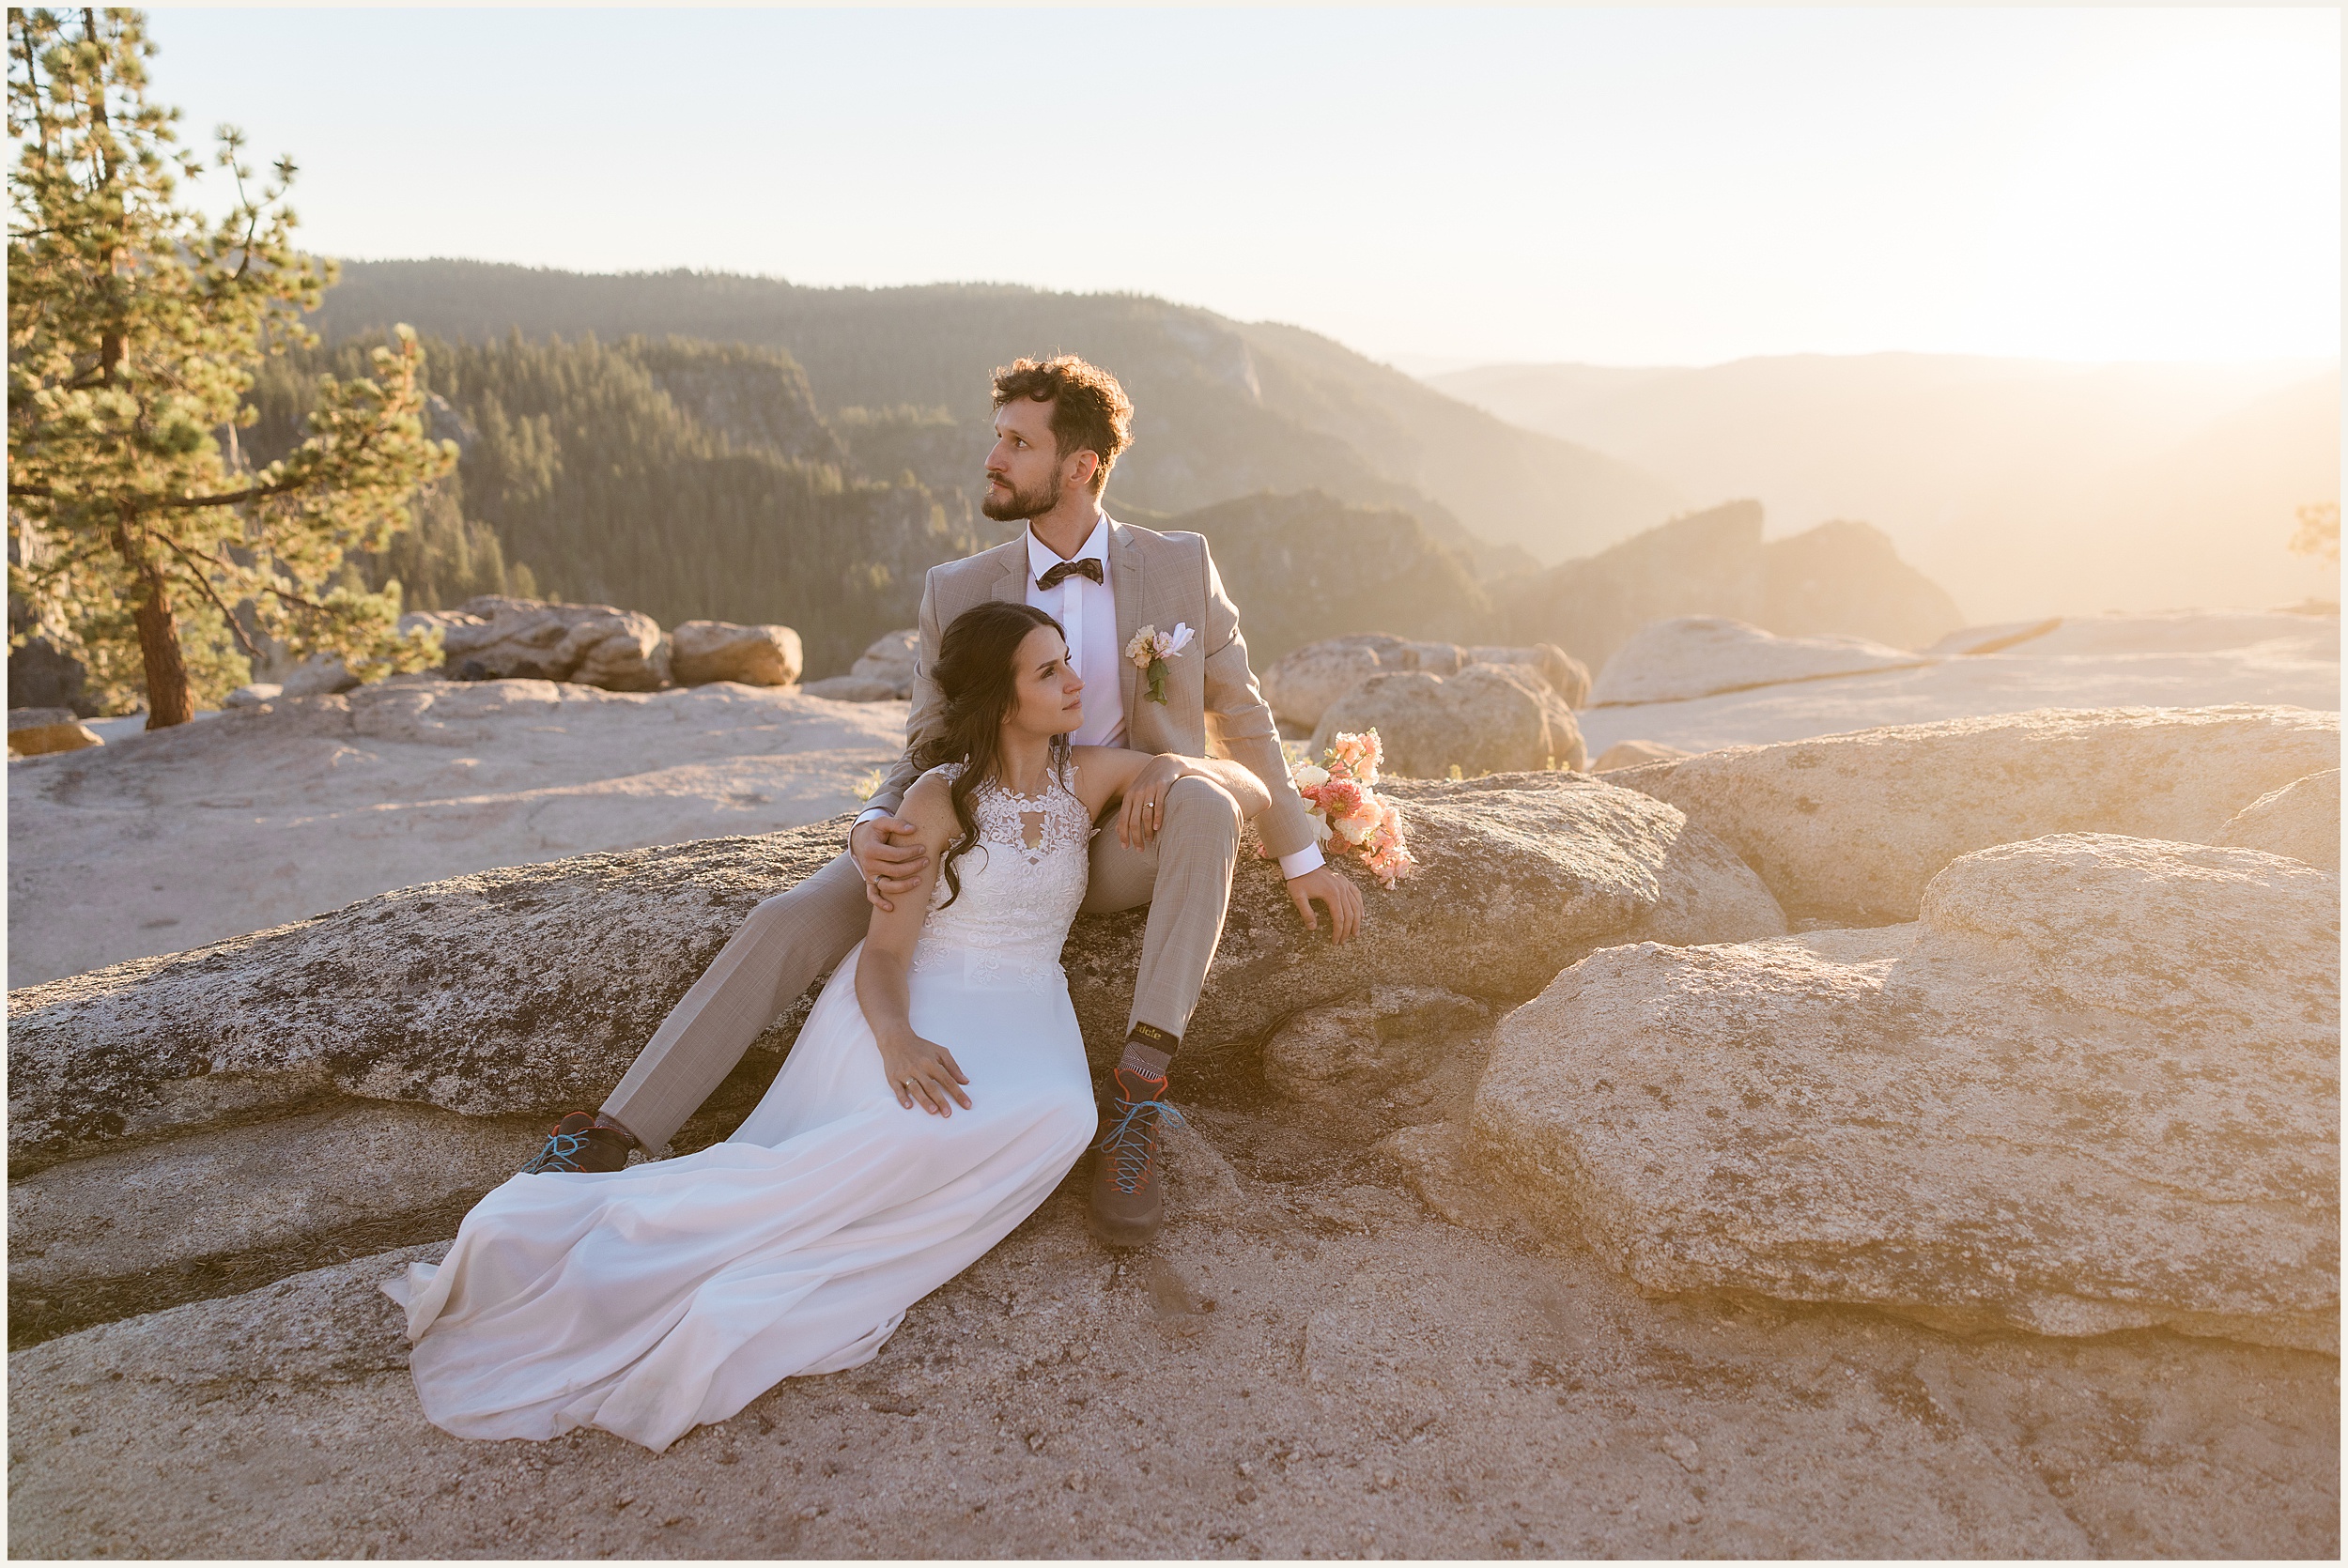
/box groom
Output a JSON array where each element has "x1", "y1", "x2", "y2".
[{"x1": 533, "y1": 354, "x2": 1361, "y2": 1245}]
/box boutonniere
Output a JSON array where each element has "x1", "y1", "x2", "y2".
[{"x1": 1124, "y1": 622, "x2": 1195, "y2": 704}]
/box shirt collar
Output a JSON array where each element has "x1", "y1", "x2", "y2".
[{"x1": 1026, "y1": 515, "x2": 1111, "y2": 582}]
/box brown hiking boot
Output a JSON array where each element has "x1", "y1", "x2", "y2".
[
  {"x1": 520, "y1": 1112, "x2": 635, "y2": 1175},
  {"x1": 1089, "y1": 1068, "x2": 1184, "y2": 1247}
]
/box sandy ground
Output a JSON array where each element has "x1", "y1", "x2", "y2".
[
  {"x1": 1579, "y1": 623, "x2": 2340, "y2": 757},
  {"x1": 8, "y1": 679, "x2": 904, "y2": 986},
  {"x1": 8, "y1": 1071, "x2": 2337, "y2": 1560}
]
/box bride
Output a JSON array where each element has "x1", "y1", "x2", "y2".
[{"x1": 385, "y1": 600, "x2": 1268, "y2": 1453}]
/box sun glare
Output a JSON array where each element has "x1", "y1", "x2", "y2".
[{"x1": 1962, "y1": 12, "x2": 2340, "y2": 361}]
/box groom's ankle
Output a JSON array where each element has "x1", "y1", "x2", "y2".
[{"x1": 1114, "y1": 1025, "x2": 1177, "y2": 1099}]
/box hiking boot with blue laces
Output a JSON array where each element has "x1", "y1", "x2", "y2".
[
  {"x1": 1088, "y1": 1066, "x2": 1185, "y2": 1247},
  {"x1": 520, "y1": 1112, "x2": 634, "y2": 1175}
]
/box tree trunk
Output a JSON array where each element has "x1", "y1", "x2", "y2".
[{"x1": 132, "y1": 561, "x2": 194, "y2": 730}]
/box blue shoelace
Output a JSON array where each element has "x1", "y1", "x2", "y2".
[
  {"x1": 520, "y1": 1129, "x2": 593, "y2": 1175},
  {"x1": 1095, "y1": 1093, "x2": 1187, "y2": 1194}
]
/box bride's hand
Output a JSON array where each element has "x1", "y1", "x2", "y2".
[
  {"x1": 1118, "y1": 754, "x2": 1192, "y2": 850},
  {"x1": 879, "y1": 1031, "x2": 972, "y2": 1116}
]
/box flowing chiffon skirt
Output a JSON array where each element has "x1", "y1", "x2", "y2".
[{"x1": 384, "y1": 939, "x2": 1098, "y2": 1453}]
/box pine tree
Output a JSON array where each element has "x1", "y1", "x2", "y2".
[{"x1": 7, "y1": 7, "x2": 454, "y2": 725}]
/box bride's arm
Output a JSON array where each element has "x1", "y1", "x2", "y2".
[
  {"x1": 854, "y1": 776, "x2": 972, "y2": 1116},
  {"x1": 1073, "y1": 746, "x2": 1272, "y2": 851}
]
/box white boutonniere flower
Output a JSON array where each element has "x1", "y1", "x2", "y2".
[{"x1": 1124, "y1": 622, "x2": 1194, "y2": 703}]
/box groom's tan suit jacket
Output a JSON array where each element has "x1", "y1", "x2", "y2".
[{"x1": 866, "y1": 518, "x2": 1320, "y2": 862}]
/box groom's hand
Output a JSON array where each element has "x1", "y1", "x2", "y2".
[
  {"x1": 1286, "y1": 864, "x2": 1364, "y2": 945},
  {"x1": 851, "y1": 815, "x2": 930, "y2": 913}
]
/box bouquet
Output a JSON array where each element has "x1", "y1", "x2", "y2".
[{"x1": 1291, "y1": 729, "x2": 1417, "y2": 887}]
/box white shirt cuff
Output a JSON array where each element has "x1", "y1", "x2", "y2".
[
  {"x1": 1277, "y1": 843, "x2": 1326, "y2": 880},
  {"x1": 854, "y1": 805, "x2": 893, "y2": 828}
]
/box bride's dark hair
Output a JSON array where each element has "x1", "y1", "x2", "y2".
[{"x1": 915, "y1": 600, "x2": 1075, "y2": 909}]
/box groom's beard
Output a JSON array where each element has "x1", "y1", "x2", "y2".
[{"x1": 981, "y1": 470, "x2": 1061, "y2": 523}]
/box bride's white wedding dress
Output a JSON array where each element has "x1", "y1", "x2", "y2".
[{"x1": 385, "y1": 763, "x2": 1100, "y2": 1453}]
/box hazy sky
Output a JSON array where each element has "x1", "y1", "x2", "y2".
[{"x1": 139, "y1": 6, "x2": 2340, "y2": 368}]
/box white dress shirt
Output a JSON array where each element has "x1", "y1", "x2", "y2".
[
  {"x1": 1027, "y1": 516, "x2": 1124, "y2": 747},
  {"x1": 862, "y1": 511, "x2": 1324, "y2": 880}
]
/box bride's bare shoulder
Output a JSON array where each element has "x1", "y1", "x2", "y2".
[{"x1": 901, "y1": 771, "x2": 962, "y2": 841}]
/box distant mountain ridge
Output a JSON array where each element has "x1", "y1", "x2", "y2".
[
  {"x1": 1432, "y1": 353, "x2": 2340, "y2": 621},
  {"x1": 1497, "y1": 500, "x2": 1964, "y2": 670},
  {"x1": 309, "y1": 260, "x2": 1684, "y2": 573},
  {"x1": 258, "y1": 262, "x2": 1997, "y2": 684}
]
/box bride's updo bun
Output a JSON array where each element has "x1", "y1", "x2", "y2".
[{"x1": 917, "y1": 600, "x2": 1074, "y2": 908}]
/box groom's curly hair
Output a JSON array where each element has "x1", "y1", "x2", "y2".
[{"x1": 992, "y1": 356, "x2": 1134, "y2": 498}]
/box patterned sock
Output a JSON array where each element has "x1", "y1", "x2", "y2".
[{"x1": 1116, "y1": 1025, "x2": 1176, "y2": 1099}]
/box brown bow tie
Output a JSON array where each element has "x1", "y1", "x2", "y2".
[{"x1": 1036, "y1": 557, "x2": 1104, "y2": 590}]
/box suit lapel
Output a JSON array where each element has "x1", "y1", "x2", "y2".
[
  {"x1": 1110, "y1": 520, "x2": 1144, "y2": 727},
  {"x1": 990, "y1": 536, "x2": 1028, "y2": 605}
]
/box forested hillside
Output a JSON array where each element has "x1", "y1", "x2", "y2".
[
  {"x1": 40, "y1": 311, "x2": 1992, "y2": 697},
  {"x1": 304, "y1": 260, "x2": 1681, "y2": 569},
  {"x1": 236, "y1": 270, "x2": 1978, "y2": 683},
  {"x1": 246, "y1": 335, "x2": 979, "y2": 673},
  {"x1": 245, "y1": 335, "x2": 1491, "y2": 674}
]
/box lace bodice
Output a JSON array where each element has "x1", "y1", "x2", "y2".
[{"x1": 911, "y1": 762, "x2": 1091, "y2": 991}]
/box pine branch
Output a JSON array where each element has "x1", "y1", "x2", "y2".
[
  {"x1": 155, "y1": 532, "x2": 264, "y2": 660},
  {"x1": 152, "y1": 471, "x2": 304, "y2": 510},
  {"x1": 164, "y1": 534, "x2": 337, "y2": 616}
]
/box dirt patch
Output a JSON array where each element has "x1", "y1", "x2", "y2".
[{"x1": 9, "y1": 1099, "x2": 2336, "y2": 1559}]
